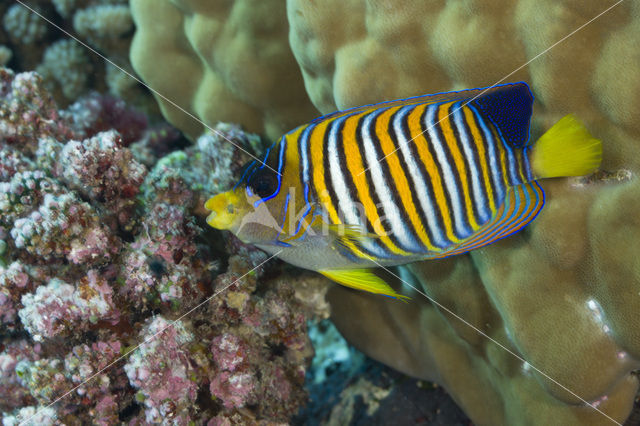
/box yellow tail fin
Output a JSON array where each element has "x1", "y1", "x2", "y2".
[{"x1": 530, "y1": 114, "x2": 602, "y2": 179}]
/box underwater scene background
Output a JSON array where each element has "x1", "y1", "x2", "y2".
[{"x1": 0, "y1": 0, "x2": 639, "y2": 425}]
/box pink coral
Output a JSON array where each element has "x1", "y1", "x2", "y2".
[
  {"x1": 119, "y1": 201, "x2": 206, "y2": 311},
  {"x1": 18, "y1": 270, "x2": 120, "y2": 341},
  {"x1": 11, "y1": 339, "x2": 127, "y2": 423},
  {"x1": 0, "y1": 262, "x2": 34, "y2": 327},
  {"x1": 123, "y1": 316, "x2": 198, "y2": 424},
  {"x1": 0, "y1": 68, "x2": 324, "y2": 424},
  {"x1": 55, "y1": 130, "x2": 146, "y2": 228},
  {"x1": 210, "y1": 371, "x2": 255, "y2": 410},
  {"x1": 0, "y1": 340, "x2": 40, "y2": 411},
  {"x1": 129, "y1": 123, "x2": 182, "y2": 166},
  {"x1": 63, "y1": 93, "x2": 148, "y2": 145},
  {"x1": 212, "y1": 334, "x2": 246, "y2": 372},
  {"x1": 64, "y1": 340, "x2": 124, "y2": 400},
  {"x1": 210, "y1": 334, "x2": 255, "y2": 409},
  {"x1": 0, "y1": 69, "x2": 74, "y2": 152},
  {"x1": 202, "y1": 254, "x2": 314, "y2": 421},
  {"x1": 0, "y1": 146, "x2": 32, "y2": 181},
  {"x1": 0, "y1": 171, "x2": 65, "y2": 227},
  {"x1": 10, "y1": 192, "x2": 120, "y2": 265}
]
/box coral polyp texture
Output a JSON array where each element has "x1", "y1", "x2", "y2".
[
  {"x1": 0, "y1": 67, "x2": 327, "y2": 424},
  {"x1": 129, "y1": 0, "x2": 320, "y2": 141},
  {"x1": 131, "y1": 0, "x2": 640, "y2": 424},
  {"x1": 1, "y1": 0, "x2": 151, "y2": 113}
]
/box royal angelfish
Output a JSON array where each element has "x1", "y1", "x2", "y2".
[{"x1": 205, "y1": 82, "x2": 601, "y2": 300}]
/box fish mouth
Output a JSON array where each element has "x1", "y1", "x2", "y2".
[{"x1": 204, "y1": 191, "x2": 241, "y2": 230}]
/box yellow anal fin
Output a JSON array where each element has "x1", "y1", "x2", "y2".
[{"x1": 319, "y1": 269, "x2": 410, "y2": 301}]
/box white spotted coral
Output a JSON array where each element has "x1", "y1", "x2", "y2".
[
  {"x1": 10, "y1": 192, "x2": 120, "y2": 265},
  {"x1": 18, "y1": 271, "x2": 119, "y2": 341},
  {"x1": 36, "y1": 40, "x2": 91, "y2": 100},
  {"x1": 0, "y1": 68, "x2": 325, "y2": 424},
  {"x1": 123, "y1": 316, "x2": 197, "y2": 424},
  {"x1": 56, "y1": 130, "x2": 147, "y2": 228},
  {"x1": 73, "y1": 5, "x2": 133, "y2": 46},
  {"x1": 2, "y1": 4, "x2": 47, "y2": 45}
]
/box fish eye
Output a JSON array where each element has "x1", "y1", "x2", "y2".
[
  {"x1": 237, "y1": 161, "x2": 255, "y2": 178},
  {"x1": 247, "y1": 167, "x2": 278, "y2": 199}
]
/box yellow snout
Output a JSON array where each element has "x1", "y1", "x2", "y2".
[{"x1": 204, "y1": 191, "x2": 241, "y2": 230}]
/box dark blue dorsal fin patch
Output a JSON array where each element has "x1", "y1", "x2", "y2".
[
  {"x1": 470, "y1": 82, "x2": 534, "y2": 147},
  {"x1": 311, "y1": 83, "x2": 534, "y2": 147},
  {"x1": 311, "y1": 90, "x2": 471, "y2": 124},
  {"x1": 310, "y1": 83, "x2": 531, "y2": 125}
]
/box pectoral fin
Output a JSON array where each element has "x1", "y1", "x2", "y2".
[
  {"x1": 327, "y1": 223, "x2": 380, "y2": 251},
  {"x1": 319, "y1": 269, "x2": 409, "y2": 301}
]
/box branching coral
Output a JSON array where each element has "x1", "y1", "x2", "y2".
[
  {"x1": 0, "y1": 68, "x2": 327, "y2": 424},
  {"x1": 72, "y1": 4, "x2": 132, "y2": 50},
  {"x1": 123, "y1": 316, "x2": 198, "y2": 424},
  {"x1": 11, "y1": 192, "x2": 120, "y2": 265},
  {"x1": 36, "y1": 39, "x2": 91, "y2": 101},
  {"x1": 0, "y1": 339, "x2": 41, "y2": 411},
  {"x1": 0, "y1": 262, "x2": 36, "y2": 329},
  {"x1": 1, "y1": 0, "x2": 151, "y2": 109},
  {"x1": 3, "y1": 4, "x2": 47, "y2": 45},
  {"x1": 19, "y1": 272, "x2": 120, "y2": 341},
  {"x1": 0, "y1": 70, "x2": 73, "y2": 150},
  {"x1": 0, "y1": 45, "x2": 12, "y2": 67}
]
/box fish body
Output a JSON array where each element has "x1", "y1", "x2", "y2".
[{"x1": 205, "y1": 83, "x2": 602, "y2": 299}]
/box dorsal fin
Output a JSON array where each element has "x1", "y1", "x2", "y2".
[
  {"x1": 469, "y1": 82, "x2": 533, "y2": 147},
  {"x1": 311, "y1": 89, "x2": 471, "y2": 123},
  {"x1": 311, "y1": 83, "x2": 534, "y2": 147}
]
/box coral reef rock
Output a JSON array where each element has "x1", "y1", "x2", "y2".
[
  {"x1": 0, "y1": 67, "x2": 327, "y2": 424},
  {"x1": 1, "y1": 0, "x2": 150, "y2": 111}
]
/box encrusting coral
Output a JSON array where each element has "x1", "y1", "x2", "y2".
[
  {"x1": 0, "y1": 67, "x2": 329, "y2": 424},
  {"x1": 131, "y1": 0, "x2": 640, "y2": 424}
]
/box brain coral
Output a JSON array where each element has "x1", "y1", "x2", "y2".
[
  {"x1": 129, "y1": 0, "x2": 319, "y2": 141},
  {"x1": 131, "y1": 0, "x2": 640, "y2": 424}
]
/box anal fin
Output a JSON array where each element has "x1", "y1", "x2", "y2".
[
  {"x1": 319, "y1": 269, "x2": 409, "y2": 301},
  {"x1": 432, "y1": 181, "x2": 545, "y2": 258}
]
